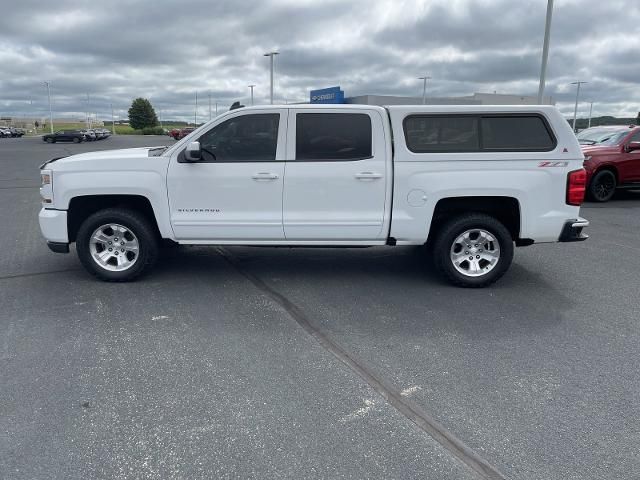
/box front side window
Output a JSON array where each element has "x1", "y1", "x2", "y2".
[
  {"x1": 296, "y1": 113, "x2": 372, "y2": 160},
  {"x1": 198, "y1": 113, "x2": 279, "y2": 162},
  {"x1": 404, "y1": 116, "x2": 479, "y2": 152}
]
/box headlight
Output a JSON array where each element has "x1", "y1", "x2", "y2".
[{"x1": 40, "y1": 169, "x2": 53, "y2": 204}]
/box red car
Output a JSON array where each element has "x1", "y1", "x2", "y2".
[
  {"x1": 167, "y1": 127, "x2": 196, "y2": 140},
  {"x1": 579, "y1": 125, "x2": 640, "y2": 201}
]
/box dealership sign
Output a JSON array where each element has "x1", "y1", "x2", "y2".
[{"x1": 310, "y1": 86, "x2": 345, "y2": 104}]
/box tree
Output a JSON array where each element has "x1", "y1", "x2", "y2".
[{"x1": 128, "y1": 98, "x2": 158, "y2": 130}]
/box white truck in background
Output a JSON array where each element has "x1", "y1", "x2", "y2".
[{"x1": 39, "y1": 104, "x2": 589, "y2": 287}]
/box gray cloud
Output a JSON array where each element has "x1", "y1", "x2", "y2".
[{"x1": 0, "y1": 0, "x2": 638, "y2": 122}]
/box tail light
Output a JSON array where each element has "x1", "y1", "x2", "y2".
[{"x1": 567, "y1": 168, "x2": 587, "y2": 206}]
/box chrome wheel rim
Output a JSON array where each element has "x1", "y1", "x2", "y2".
[
  {"x1": 450, "y1": 228, "x2": 500, "y2": 277},
  {"x1": 89, "y1": 223, "x2": 139, "y2": 272}
]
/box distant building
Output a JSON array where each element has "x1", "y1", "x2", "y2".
[
  {"x1": 309, "y1": 86, "x2": 554, "y2": 107},
  {"x1": 346, "y1": 92, "x2": 555, "y2": 106}
]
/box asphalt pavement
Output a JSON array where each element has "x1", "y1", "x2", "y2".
[{"x1": 1, "y1": 135, "x2": 639, "y2": 479}]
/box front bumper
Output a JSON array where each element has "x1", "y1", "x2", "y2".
[
  {"x1": 559, "y1": 218, "x2": 589, "y2": 242},
  {"x1": 39, "y1": 208, "x2": 69, "y2": 251}
]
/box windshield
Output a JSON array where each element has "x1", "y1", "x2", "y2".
[{"x1": 577, "y1": 128, "x2": 630, "y2": 146}]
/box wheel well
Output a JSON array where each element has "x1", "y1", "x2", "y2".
[
  {"x1": 593, "y1": 165, "x2": 618, "y2": 182},
  {"x1": 67, "y1": 195, "x2": 160, "y2": 242},
  {"x1": 428, "y1": 196, "x2": 521, "y2": 242}
]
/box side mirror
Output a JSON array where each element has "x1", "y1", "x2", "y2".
[
  {"x1": 184, "y1": 141, "x2": 202, "y2": 161},
  {"x1": 626, "y1": 141, "x2": 640, "y2": 153}
]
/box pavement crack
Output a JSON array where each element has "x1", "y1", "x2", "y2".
[
  {"x1": 0, "y1": 268, "x2": 81, "y2": 281},
  {"x1": 215, "y1": 247, "x2": 508, "y2": 480}
]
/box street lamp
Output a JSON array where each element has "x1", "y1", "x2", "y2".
[
  {"x1": 110, "y1": 103, "x2": 116, "y2": 135},
  {"x1": 537, "y1": 0, "x2": 554, "y2": 104},
  {"x1": 43, "y1": 81, "x2": 53, "y2": 134},
  {"x1": 208, "y1": 93, "x2": 212, "y2": 120},
  {"x1": 570, "y1": 81, "x2": 587, "y2": 133},
  {"x1": 418, "y1": 76, "x2": 431, "y2": 104},
  {"x1": 588, "y1": 101, "x2": 593, "y2": 129},
  {"x1": 264, "y1": 51, "x2": 279, "y2": 104},
  {"x1": 248, "y1": 84, "x2": 256, "y2": 106},
  {"x1": 194, "y1": 91, "x2": 198, "y2": 126}
]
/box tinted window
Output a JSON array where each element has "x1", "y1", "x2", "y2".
[
  {"x1": 404, "y1": 116, "x2": 479, "y2": 152},
  {"x1": 481, "y1": 116, "x2": 555, "y2": 150},
  {"x1": 627, "y1": 130, "x2": 640, "y2": 143},
  {"x1": 296, "y1": 113, "x2": 372, "y2": 160},
  {"x1": 198, "y1": 113, "x2": 279, "y2": 162}
]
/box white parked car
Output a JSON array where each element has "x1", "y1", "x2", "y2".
[{"x1": 39, "y1": 104, "x2": 588, "y2": 287}]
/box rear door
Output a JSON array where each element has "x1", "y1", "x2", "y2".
[{"x1": 283, "y1": 109, "x2": 389, "y2": 241}]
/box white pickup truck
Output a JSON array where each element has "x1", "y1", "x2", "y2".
[{"x1": 39, "y1": 104, "x2": 589, "y2": 287}]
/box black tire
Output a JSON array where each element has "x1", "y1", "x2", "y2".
[
  {"x1": 588, "y1": 170, "x2": 616, "y2": 202},
  {"x1": 432, "y1": 213, "x2": 514, "y2": 288},
  {"x1": 76, "y1": 208, "x2": 159, "y2": 282},
  {"x1": 73, "y1": 137, "x2": 81, "y2": 143},
  {"x1": 46, "y1": 137, "x2": 54, "y2": 143}
]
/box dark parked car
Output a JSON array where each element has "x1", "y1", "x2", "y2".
[
  {"x1": 42, "y1": 130, "x2": 85, "y2": 143},
  {"x1": 579, "y1": 125, "x2": 640, "y2": 201},
  {"x1": 8, "y1": 127, "x2": 24, "y2": 137}
]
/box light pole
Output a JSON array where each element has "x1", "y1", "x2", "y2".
[
  {"x1": 570, "y1": 81, "x2": 587, "y2": 133},
  {"x1": 208, "y1": 93, "x2": 212, "y2": 120},
  {"x1": 248, "y1": 84, "x2": 256, "y2": 106},
  {"x1": 194, "y1": 91, "x2": 198, "y2": 126},
  {"x1": 264, "y1": 51, "x2": 279, "y2": 104},
  {"x1": 418, "y1": 76, "x2": 431, "y2": 104},
  {"x1": 587, "y1": 101, "x2": 594, "y2": 129},
  {"x1": 86, "y1": 93, "x2": 91, "y2": 129},
  {"x1": 44, "y1": 81, "x2": 53, "y2": 134},
  {"x1": 537, "y1": 0, "x2": 554, "y2": 104},
  {"x1": 159, "y1": 108, "x2": 163, "y2": 131},
  {"x1": 110, "y1": 103, "x2": 115, "y2": 135},
  {"x1": 215, "y1": 102, "x2": 218, "y2": 116}
]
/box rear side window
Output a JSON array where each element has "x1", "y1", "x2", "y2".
[
  {"x1": 404, "y1": 114, "x2": 556, "y2": 152},
  {"x1": 481, "y1": 116, "x2": 555, "y2": 150},
  {"x1": 404, "y1": 116, "x2": 479, "y2": 152},
  {"x1": 296, "y1": 113, "x2": 372, "y2": 160}
]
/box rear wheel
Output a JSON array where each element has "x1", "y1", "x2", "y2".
[
  {"x1": 46, "y1": 137, "x2": 54, "y2": 143},
  {"x1": 73, "y1": 137, "x2": 81, "y2": 143},
  {"x1": 76, "y1": 208, "x2": 159, "y2": 282},
  {"x1": 432, "y1": 213, "x2": 514, "y2": 288},
  {"x1": 588, "y1": 170, "x2": 616, "y2": 202}
]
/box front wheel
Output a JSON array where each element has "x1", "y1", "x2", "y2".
[
  {"x1": 46, "y1": 137, "x2": 54, "y2": 143},
  {"x1": 432, "y1": 213, "x2": 514, "y2": 288},
  {"x1": 76, "y1": 208, "x2": 159, "y2": 282},
  {"x1": 588, "y1": 170, "x2": 616, "y2": 202}
]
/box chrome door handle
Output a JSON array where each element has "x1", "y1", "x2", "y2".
[
  {"x1": 252, "y1": 172, "x2": 279, "y2": 180},
  {"x1": 355, "y1": 172, "x2": 382, "y2": 180}
]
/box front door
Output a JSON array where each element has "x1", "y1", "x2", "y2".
[
  {"x1": 283, "y1": 109, "x2": 389, "y2": 241},
  {"x1": 167, "y1": 109, "x2": 287, "y2": 241},
  {"x1": 621, "y1": 130, "x2": 640, "y2": 182}
]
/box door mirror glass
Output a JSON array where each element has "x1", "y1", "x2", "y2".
[
  {"x1": 626, "y1": 141, "x2": 640, "y2": 152},
  {"x1": 184, "y1": 141, "x2": 202, "y2": 161}
]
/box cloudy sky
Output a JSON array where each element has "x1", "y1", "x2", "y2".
[{"x1": 0, "y1": 0, "x2": 638, "y2": 122}]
